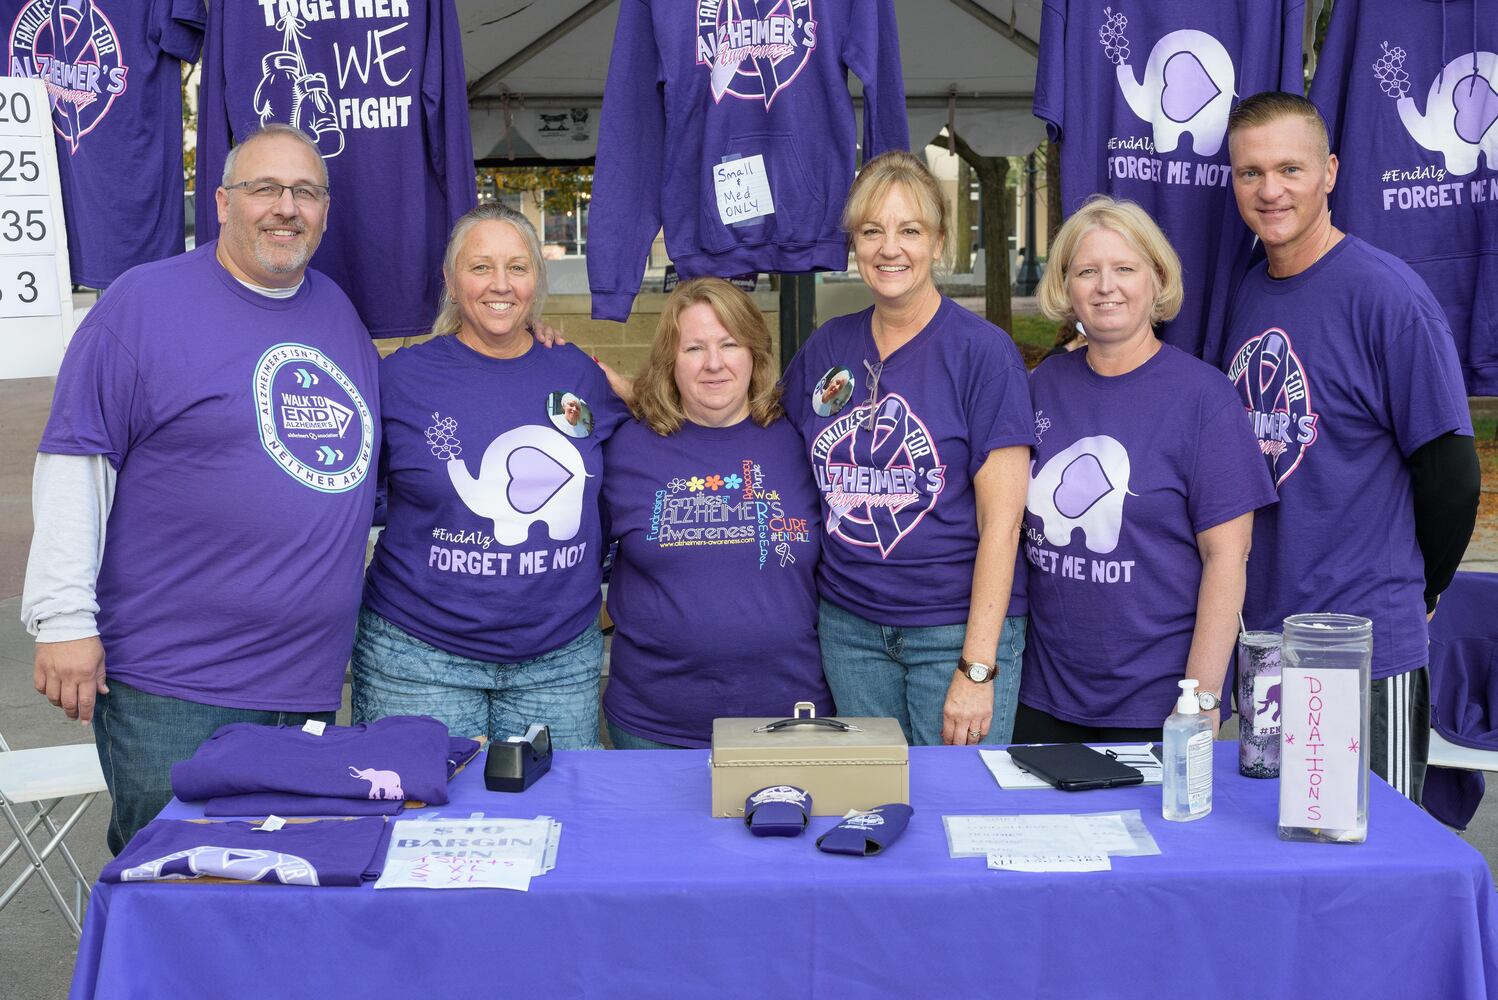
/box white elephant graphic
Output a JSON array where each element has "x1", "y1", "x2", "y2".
[
  {"x1": 1101, "y1": 8, "x2": 1236, "y2": 156},
  {"x1": 1374, "y1": 43, "x2": 1498, "y2": 176},
  {"x1": 1028, "y1": 435, "x2": 1134, "y2": 555},
  {"x1": 428, "y1": 415, "x2": 589, "y2": 546}
]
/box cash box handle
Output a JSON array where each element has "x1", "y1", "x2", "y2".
[{"x1": 754, "y1": 702, "x2": 863, "y2": 734}]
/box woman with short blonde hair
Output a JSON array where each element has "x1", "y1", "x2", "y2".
[
  {"x1": 1015, "y1": 196, "x2": 1276, "y2": 743},
  {"x1": 601, "y1": 278, "x2": 831, "y2": 749}
]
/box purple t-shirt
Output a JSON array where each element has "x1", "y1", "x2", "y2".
[
  {"x1": 1309, "y1": 0, "x2": 1498, "y2": 394},
  {"x1": 194, "y1": 0, "x2": 476, "y2": 338},
  {"x1": 601, "y1": 416, "x2": 831, "y2": 747},
  {"x1": 1221, "y1": 235, "x2": 1472, "y2": 680},
  {"x1": 3, "y1": 0, "x2": 204, "y2": 287},
  {"x1": 172, "y1": 716, "x2": 457, "y2": 806},
  {"x1": 1020, "y1": 345, "x2": 1276, "y2": 727},
  {"x1": 1033, "y1": 0, "x2": 1303, "y2": 361},
  {"x1": 363, "y1": 336, "x2": 628, "y2": 661},
  {"x1": 102, "y1": 816, "x2": 390, "y2": 886},
  {"x1": 783, "y1": 298, "x2": 1035, "y2": 626},
  {"x1": 39, "y1": 243, "x2": 378, "y2": 711}
]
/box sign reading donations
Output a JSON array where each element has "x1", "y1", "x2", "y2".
[
  {"x1": 1278, "y1": 666, "x2": 1361, "y2": 832},
  {"x1": 0, "y1": 75, "x2": 70, "y2": 379}
]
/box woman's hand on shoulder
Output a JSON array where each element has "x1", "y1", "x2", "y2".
[
  {"x1": 597, "y1": 358, "x2": 635, "y2": 405},
  {"x1": 529, "y1": 320, "x2": 566, "y2": 348}
]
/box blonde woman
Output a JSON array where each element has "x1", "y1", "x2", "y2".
[
  {"x1": 601, "y1": 279, "x2": 831, "y2": 748},
  {"x1": 353, "y1": 203, "x2": 627, "y2": 748},
  {"x1": 783, "y1": 151, "x2": 1035, "y2": 747},
  {"x1": 1014, "y1": 197, "x2": 1275, "y2": 742}
]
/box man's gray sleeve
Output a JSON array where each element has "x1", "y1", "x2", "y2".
[{"x1": 21, "y1": 453, "x2": 116, "y2": 642}]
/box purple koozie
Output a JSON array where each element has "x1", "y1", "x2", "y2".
[
  {"x1": 172, "y1": 716, "x2": 457, "y2": 806},
  {"x1": 102, "y1": 817, "x2": 391, "y2": 886},
  {"x1": 815, "y1": 804, "x2": 914, "y2": 856},
  {"x1": 744, "y1": 786, "x2": 812, "y2": 837},
  {"x1": 1237, "y1": 631, "x2": 1282, "y2": 778}
]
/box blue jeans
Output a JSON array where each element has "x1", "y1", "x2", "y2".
[
  {"x1": 817, "y1": 600, "x2": 1027, "y2": 746},
  {"x1": 605, "y1": 720, "x2": 686, "y2": 750},
  {"x1": 351, "y1": 607, "x2": 604, "y2": 750},
  {"x1": 92, "y1": 680, "x2": 335, "y2": 856}
]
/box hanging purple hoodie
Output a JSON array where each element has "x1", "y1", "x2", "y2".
[
  {"x1": 194, "y1": 0, "x2": 476, "y2": 338},
  {"x1": 588, "y1": 0, "x2": 909, "y2": 321},
  {"x1": 172, "y1": 716, "x2": 460, "y2": 810},
  {"x1": 102, "y1": 817, "x2": 391, "y2": 886},
  {"x1": 1309, "y1": 0, "x2": 1498, "y2": 394},
  {"x1": 1034, "y1": 0, "x2": 1303, "y2": 361},
  {"x1": 2, "y1": 0, "x2": 204, "y2": 287}
]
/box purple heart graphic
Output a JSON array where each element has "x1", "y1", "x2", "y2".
[
  {"x1": 1054, "y1": 453, "x2": 1114, "y2": 519},
  {"x1": 506, "y1": 446, "x2": 573, "y2": 514},
  {"x1": 1160, "y1": 50, "x2": 1221, "y2": 124},
  {"x1": 1453, "y1": 73, "x2": 1498, "y2": 145}
]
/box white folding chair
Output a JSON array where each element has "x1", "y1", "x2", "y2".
[{"x1": 0, "y1": 731, "x2": 108, "y2": 937}]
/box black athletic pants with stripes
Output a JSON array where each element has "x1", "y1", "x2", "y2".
[{"x1": 1370, "y1": 666, "x2": 1430, "y2": 805}]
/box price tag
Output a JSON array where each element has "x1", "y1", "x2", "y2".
[
  {"x1": 0, "y1": 195, "x2": 56, "y2": 254},
  {"x1": 0, "y1": 141, "x2": 47, "y2": 196},
  {"x1": 0, "y1": 85, "x2": 42, "y2": 138},
  {"x1": 0, "y1": 255, "x2": 59, "y2": 318},
  {"x1": 302, "y1": 720, "x2": 326, "y2": 736}
]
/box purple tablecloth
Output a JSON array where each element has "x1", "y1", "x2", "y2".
[{"x1": 70, "y1": 745, "x2": 1498, "y2": 999}]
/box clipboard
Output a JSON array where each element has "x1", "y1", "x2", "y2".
[{"x1": 1006, "y1": 743, "x2": 1147, "y2": 791}]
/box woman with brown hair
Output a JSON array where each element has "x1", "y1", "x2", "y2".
[{"x1": 600, "y1": 278, "x2": 831, "y2": 749}]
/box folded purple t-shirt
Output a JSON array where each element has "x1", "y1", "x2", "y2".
[
  {"x1": 202, "y1": 738, "x2": 482, "y2": 817},
  {"x1": 102, "y1": 817, "x2": 392, "y2": 887},
  {"x1": 172, "y1": 716, "x2": 460, "y2": 807}
]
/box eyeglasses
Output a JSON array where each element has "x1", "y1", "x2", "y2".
[
  {"x1": 862, "y1": 359, "x2": 884, "y2": 430},
  {"x1": 224, "y1": 181, "x2": 330, "y2": 204}
]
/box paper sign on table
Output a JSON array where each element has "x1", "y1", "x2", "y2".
[
  {"x1": 943, "y1": 814, "x2": 1097, "y2": 858},
  {"x1": 1279, "y1": 667, "x2": 1362, "y2": 831},
  {"x1": 376, "y1": 855, "x2": 533, "y2": 891},
  {"x1": 714, "y1": 154, "x2": 775, "y2": 225},
  {"x1": 374, "y1": 815, "x2": 560, "y2": 890},
  {"x1": 987, "y1": 853, "x2": 1112, "y2": 872}
]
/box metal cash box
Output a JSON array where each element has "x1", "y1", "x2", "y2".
[{"x1": 711, "y1": 703, "x2": 909, "y2": 817}]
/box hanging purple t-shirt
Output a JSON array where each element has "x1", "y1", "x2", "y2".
[
  {"x1": 103, "y1": 816, "x2": 390, "y2": 886},
  {"x1": 1221, "y1": 236, "x2": 1472, "y2": 681},
  {"x1": 1033, "y1": 0, "x2": 1303, "y2": 361},
  {"x1": 601, "y1": 416, "x2": 831, "y2": 747},
  {"x1": 1309, "y1": 0, "x2": 1498, "y2": 394},
  {"x1": 39, "y1": 242, "x2": 378, "y2": 711},
  {"x1": 363, "y1": 336, "x2": 628, "y2": 661},
  {"x1": 194, "y1": 0, "x2": 475, "y2": 338},
  {"x1": 1020, "y1": 345, "x2": 1276, "y2": 727},
  {"x1": 173, "y1": 716, "x2": 458, "y2": 807},
  {"x1": 783, "y1": 298, "x2": 1035, "y2": 626},
  {"x1": 2, "y1": 0, "x2": 204, "y2": 287}
]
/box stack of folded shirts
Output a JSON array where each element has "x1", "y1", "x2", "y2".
[
  {"x1": 102, "y1": 817, "x2": 392, "y2": 886},
  {"x1": 171, "y1": 716, "x2": 481, "y2": 817}
]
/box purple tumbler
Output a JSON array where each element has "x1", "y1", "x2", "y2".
[{"x1": 1237, "y1": 631, "x2": 1282, "y2": 778}]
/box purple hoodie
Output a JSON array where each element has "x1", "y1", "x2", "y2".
[{"x1": 588, "y1": 0, "x2": 909, "y2": 320}]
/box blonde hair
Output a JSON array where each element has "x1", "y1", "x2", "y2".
[
  {"x1": 632, "y1": 278, "x2": 783, "y2": 436},
  {"x1": 841, "y1": 150, "x2": 950, "y2": 278},
  {"x1": 1228, "y1": 91, "x2": 1330, "y2": 159},
  {"x1": 1036, "y1": 196, "x2": 1184, "y2": 327},
  {"x1": 431, "y1": 203, "x2": 548, "y2": 338}
]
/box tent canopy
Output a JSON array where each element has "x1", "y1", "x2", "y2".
[{"x1": 458, "y1": 0, "x2": 1049, "y2": 163}]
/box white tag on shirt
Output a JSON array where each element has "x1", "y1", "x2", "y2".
[
  {"x1": 714, "y1": 155, "x2": 775, "y2": 225},
  {"x1": 302, "y1": 720, "x2": 326, "y2": 736},
  {"x1": 256, "y1": 815, "x2": 286, "y2": 832}
]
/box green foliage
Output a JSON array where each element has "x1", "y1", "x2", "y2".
[{"x1": 480, "y1": 167, "x2": 594, "y2": 215}]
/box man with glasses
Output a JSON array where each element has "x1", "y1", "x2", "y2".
[{"x1": 23, "y1": 124, "x2": 380, "y2": 853}]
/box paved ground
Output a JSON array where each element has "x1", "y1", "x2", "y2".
[{"x1": 5, "y1": 339, "x2": 1498, "y2": 999}]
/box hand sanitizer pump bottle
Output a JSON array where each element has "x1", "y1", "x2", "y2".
[{"x1": 1163, "y1": 679, "x2": 1213, "y2": 822}]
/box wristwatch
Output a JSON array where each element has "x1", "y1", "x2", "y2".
[
  {"x1": 1197, "y1": 691, "x2": 1221, "y2": 712},
  {"x1": 956, "y1": 657, "x2": 997, "y2": 684}
]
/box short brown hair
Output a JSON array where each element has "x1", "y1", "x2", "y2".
[
  {"x1": 631, "y1": 278, "x2": 783, "y2": 436},
  {"x1": 841, "y1": 150, "x2": 950, "y2": 275},
  {"x1": 1037, "y1": 196, "x2": 1184, "y2": 327},
  {"x1": 1227, "y1": 91, "x2": 1330, "y2": 159}
]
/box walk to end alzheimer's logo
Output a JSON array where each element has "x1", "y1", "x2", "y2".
[
  {"x1": 254, "y1": 343, "x2": 374, "y2": 494},
  {"x1": 8, "y1": 0, "x2": 129, "y2": 154},
  {"x1": 696, "y1": 0, "x2": 818, "y2": 109},
  {"x1": 1226, "y1": 328, "x2": 1319, "y2": 488},
  {"x1": 810, "y1": 393, "x2": 945, "y2": 558}
]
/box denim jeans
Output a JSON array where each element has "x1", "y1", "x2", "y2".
[
  {"x1": 605, "y1": 720, "x2": 686, "y2": 750},
  {"x1": 351, "y1": 606, "x2": 604, "y2": 750},
  {"x1": 92, "y1": 679, "x2": 335, "y2": 855},
  {"x1": 817, "y1": 600, "x2": 1027, "y2": 746}
]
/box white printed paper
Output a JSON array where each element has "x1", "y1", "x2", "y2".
[
  {"x1": 714, "y1": 154, "x2": 774, "y2": 225},
  {"x1": 1071, "y1": 814, "x2": 1134, "y2": 854},
  {"x1": 987, "y1": 852, "x2": 1112, "y2": 872},
  {"x1": 374, "y1": 816, "x2": 559, "y2": 890},
  {"x1": 943, "y1": 814, "x2": 1097, "y2": 858},
  {"x1": 376, "y1": 855, "x2": 532, "y2": 891},
  {"x1": 1279, "y1": 667, "x2": 1362, "y2": 831}
]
